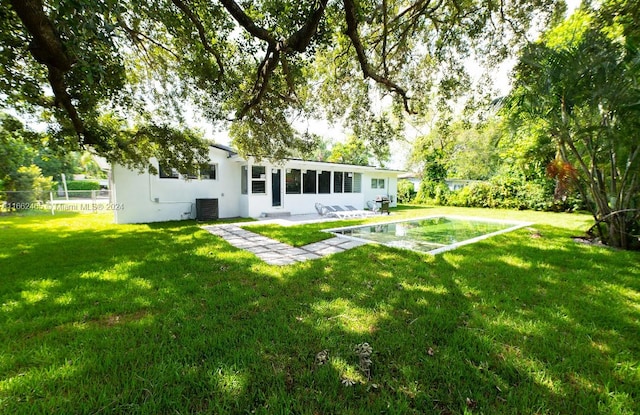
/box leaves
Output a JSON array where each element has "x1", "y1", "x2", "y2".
[
  {"x1": 2, "y1": 0, "x2": 558, "y2": 168},
  {"x1": 505, "y1": 4, "x2": 640, "y2": 249}
]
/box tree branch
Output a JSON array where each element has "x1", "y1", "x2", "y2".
[
  {"x1": 382, "y1": 0, "x2": 389, "y2": 77},
  {"x1": 10, "y1": 0, "x2": 74, "y2": 70},
  {"x1": 9, "y1": 0, "x2": 96, "y2": 145},
  {"x1": 171, "y1": 0, "x2": 225, "y2": 80},
  {"x1": 118, "y1": 17, "x2": 182, "y2": 61},
  {"x1": 218, "y1": 0, "x2": 275, "y2": 43},
  {"x1": 343, "y1": 0, "x2": 415, "y2": 113},
  {"x1": 223, "y1": 0, "x2": 328, "y2": 118},
  {"x1": 283, "y1": 0, "x2": 328, "y2": 52},
  {"x1": 237, "y1": 46, "x2": 280, "y2": 118}
]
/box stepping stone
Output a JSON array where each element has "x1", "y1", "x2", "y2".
[{"x1": 203, "y1": 225, "x2": 366, "y2": 266}]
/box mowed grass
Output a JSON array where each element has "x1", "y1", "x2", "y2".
[{"x1": 0, "y1": 207, "x2": 638, "y2": 414}]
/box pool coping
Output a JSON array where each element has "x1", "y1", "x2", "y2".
[{"x1": 323, "y1": 215, "x2": 534, "y2": 255}]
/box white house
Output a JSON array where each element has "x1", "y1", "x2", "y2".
[
  {"x1": 398, "y1": 172, "x2": 421, "y2": 192},
  {"x1": 110, "y1": 144, "x2": 402, "y2": 224}
]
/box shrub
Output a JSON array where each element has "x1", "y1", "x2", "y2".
[
  {"x1": 65, "y1": 180, "x2": 101, "y2": 191},
  {"x1": 4, "y1": 165, "x2": 54, "y2": 205},
  {"x1": 415, "y1": 180, "x2": 450, "y2": 204},
  {"x1": 397, "y1": 180, "x2": 416, "y2": 203}
]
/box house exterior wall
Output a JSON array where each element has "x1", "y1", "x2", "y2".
[
  {"x1": 112, "y1": 147, "x2": 401, "y2": 224},
  {"x1": 112, "y1": 147, "x2": 242, "y2": 224},
  {"x1": 238, "y1": 159, "x2": 399, "y2": 218}
]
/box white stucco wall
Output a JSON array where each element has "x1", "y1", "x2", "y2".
[
  {"x1": 240, "y1": 159, "x2": 399, "y2": 218},
  {"x1": 112, "y1": 147, "x2": 242, "y2": 224},
  {"x1": 112, "y1": 147, "x2": 401, "y2": 224}
]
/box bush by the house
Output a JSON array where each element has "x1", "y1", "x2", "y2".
[
  {"x1": 429, "y1": 176, "x2": 584, "y2": 212},
  {"x1": 397, "y1": 180, "x2": 416, "y2": 203},
  {"x1": 414, "y1": 180, "x2": 450, "y2": 205}
]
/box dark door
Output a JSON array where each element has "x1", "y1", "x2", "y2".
[{"x1": 272, "y1": 169, "x2": 282, "y2": 207}]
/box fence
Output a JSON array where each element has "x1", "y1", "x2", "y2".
[{"x1": 1, "y1": 190, "x2": 113, "y2": 215}]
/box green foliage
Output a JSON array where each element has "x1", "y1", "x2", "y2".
[
  {"x1": 505, "y1": 5, "x2": 640, "y2": 249},
  {"x1": 396, "y1": 180, "x2": 416, "y2": 203},
  {"x1": 414, "y1": 180, "x2": 450, "y2": 205},
  {"x1": 0, "y1": 113, "x2": 37, "y2": 186},
  {"x1": 0, "y1": 112, "x2": 110, "y2": 193},
  {"x1": 2, "y1": 0, "x2": 559, "y2": 169},
  {"x1": 65, "y1": 180, "x2": 101, "y2": 191},
  {"x1": 419, "y1": 171, "x2": 585, "y2": 212},
  {"x1": 3, "y1": 164, "x2": 54, "y2": 204},
  {"x1": 327, "y1": 136, "x2": 370, "y2": 166}
]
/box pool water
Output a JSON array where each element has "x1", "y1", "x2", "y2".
[{"x1": 327, "y1": 216, "x2": 531, "y2": 254}]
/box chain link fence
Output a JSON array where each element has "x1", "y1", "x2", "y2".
[{"x1": 1, "y1": 190, "x2": 113, "y2": 214}]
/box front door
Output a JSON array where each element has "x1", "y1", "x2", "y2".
[{"x1": 272, "y1": 168, "x2": 282, "y2": 207}]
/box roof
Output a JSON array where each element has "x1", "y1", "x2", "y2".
[
  {"x1": 209, "y1": 143, "x2": 237, "y2": 156},
  {"x1": 399, "y1": 172, "x2": 421, "y2": 179},
  {"x1": 210, "y1": 143, "x2": 405, "y2": 173}
]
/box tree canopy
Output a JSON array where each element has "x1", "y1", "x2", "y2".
[
  {"x1": 1, "y1": 0, "x2": 559, "y2": 170},
  {"x1": 505, "y1": 3, "x2": 640, "y2": 249}
]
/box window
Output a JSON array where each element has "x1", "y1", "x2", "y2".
[
  {"x1": 286, "y1": 169, "x2": 301, "y2": 194},
  {"x1": 159, "y1": 165, "x2": 179, "y2": 179},
  {"x1": 334, "y1": 171, "x2": 343, "y2": 193},
  {"x1": 318, "y1": 171, "x2": 331, "y2": 194},
  {"x1": 353, "y1": 173, "x2": 362, "y2": 193},
  {"x1": 302, "y1": 170, "x2": 317, "y2": 194},
  {"x1": 371, "y1": 178, "x2": 385, "y2": 189},
  {"x1": 201, "y1": 164, "x2": 217, "y2": 180},
  {"x1": 251, "y1": 165, "x2": 266, "y2": 194},
  {"x1": 241, "y1": 166, "x2": 248, "y2": 194},
  {"x1": 344, "y1": 172, "x2": 353, "y2": 193}
]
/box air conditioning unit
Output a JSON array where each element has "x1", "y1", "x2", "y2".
[{"x1": 196, "y1": 198, "x2": 219, "y2": 221}]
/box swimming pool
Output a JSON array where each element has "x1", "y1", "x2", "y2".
[{"x1": 326, "y1": 216, "x2": 532, "y2": 254}]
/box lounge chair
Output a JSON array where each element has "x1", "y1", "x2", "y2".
[
  {"x1": 315, "y1": 203, "x2": 351, "y2": 219},
  {"x1": 345, "y1": 205, "x2": 375, "y2": 217},
  {"x1": 334, "y1": 205, "x2": 374, "y2": 218},
  {"x1": 366, "y1": 200, "x2": 380, "y2": 214}
]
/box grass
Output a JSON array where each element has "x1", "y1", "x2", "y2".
[
  {"x1": 243, "y1": 219, "x2": 364, "y2": 246},
  {"x1": 1, "y1": 207, "x2": 639, "y2": 414}
]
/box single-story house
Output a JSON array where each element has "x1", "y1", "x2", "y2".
[
  {"x1": 445, "y1": 179, "x2": 484, "y2": 191},
  {"x1": 110, "y1": 144, "x2": 403, "y2": 224},
  {"x1": 398, "y1": 172, "x2": 421, "y2": 192}
]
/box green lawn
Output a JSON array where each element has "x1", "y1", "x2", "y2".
[{"x1": 1, "y1": 207, "x2": 638, "y2": 414}]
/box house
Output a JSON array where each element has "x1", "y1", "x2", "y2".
[
  {"x1": 398, "y1": 172, "x2": 421, "y2": 192},
  {"x1": 110, "y1": 144, "x2": 402, "y2": 224},
  {"x1": 445, "y1": 179, "x2": 484, "y2": 191}
]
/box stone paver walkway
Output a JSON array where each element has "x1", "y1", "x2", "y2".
[{"x1": 203, "y1": 224, "x2": 367, "y2": 266}]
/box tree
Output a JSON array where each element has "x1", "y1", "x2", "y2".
[
  {"x1": 3, "y1": 165, "x2": 54, "y2": 205},
  {"x1": 397, "y1": 179, "x2": 416, "y2": 203},
  {"x1": 0, "y1": 114, "x2": 37, "y2": 187},
  {"x1": 1, "y1": 0, "x2": 560, "y2": 169},
  {"x1": 328, "y1": 136, "x2": 370, "y2": 166},
  {"x1": 506, "y1": 7, "x2": 640, "y2": 250}
]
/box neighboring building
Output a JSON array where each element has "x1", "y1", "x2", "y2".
[
  {"x1": 398, "y1": 172, "x2": 421, "y2": 192},
  {"x1": 111, "y1": 144, "x2": 402, "y2": 224},
  {"x1": 445, "y1": 179, "x2": 484, "y2": 191}
]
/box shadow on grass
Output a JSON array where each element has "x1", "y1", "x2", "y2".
[{"x1": 1, "y1": 214, "x2": 638, "y2": 414}]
